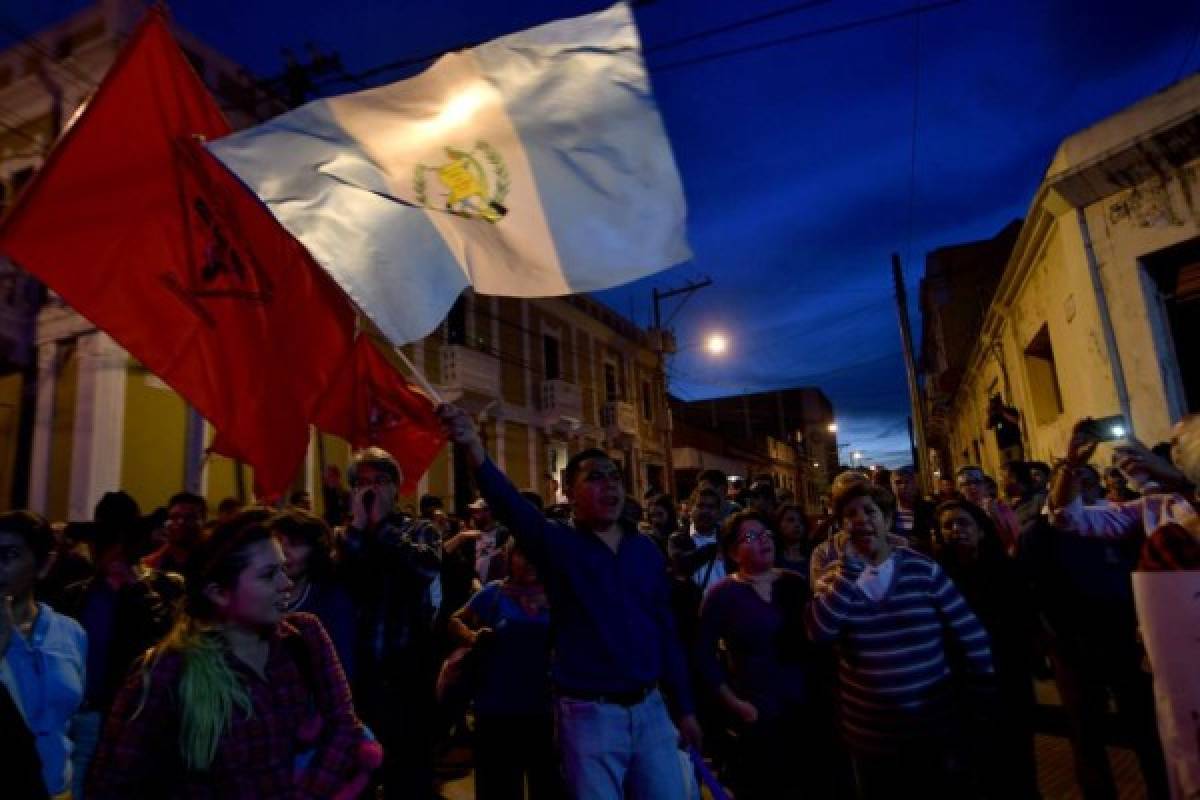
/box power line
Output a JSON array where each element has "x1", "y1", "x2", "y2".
[
  {"x1": 651, "y1": 0, "x2": 965, "y2": 74},
  {"x1": 313, "y1": 0, "x2": 850, "y2": 90},
  {"x1": 646, "y1": 0, "x2": 838, "y2": 54}
]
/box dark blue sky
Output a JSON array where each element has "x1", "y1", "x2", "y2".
[{"x1": 9, "y1": 0, "x2": 1200, "y2": 464}]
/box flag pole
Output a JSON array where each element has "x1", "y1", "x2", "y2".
[{"x1": 393, "y1": 346, "x2": 444, "y2": 406}]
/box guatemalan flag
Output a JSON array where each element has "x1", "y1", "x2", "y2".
[{"x1": 209, "y1": 3, "x2": 689, "y2": 345}]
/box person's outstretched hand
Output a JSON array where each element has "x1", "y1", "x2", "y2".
[
  {"x1": 1066, "y1": 418, "x2": 1100, "y2": 466},
  {"x1": 438, "y1": 404, "x2": 486, "y2": 467}
]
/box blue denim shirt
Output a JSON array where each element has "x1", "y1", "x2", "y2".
[
  {"x1": 475, "y1": 459, "x2": 694, "y2": 715},
  {"x1": 0, "y1": 602, "x2": 87, "y2": 795}
]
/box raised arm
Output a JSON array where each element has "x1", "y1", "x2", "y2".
[
  {"x1": 1045, "y1": 419, "x2": 1140, "y2": 539},
  {"x1": 438, "y1": 404, "x2": 552, "y2": 567},
  {"x1": 805, "y1": 551, "x2": 863, "y2": 643},
  {"x1": 1049, "y1": 420, "x2": 1099, "y2": 511}
]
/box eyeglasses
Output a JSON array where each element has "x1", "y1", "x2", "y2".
[
  {"x1": 738, "y1": 528, "x2": 773, "y2": 544},
  {"x1": 357, "y1": 475, "x2": 395, "y2": 487}
]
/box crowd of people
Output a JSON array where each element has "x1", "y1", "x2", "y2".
[{"x1": 0, "y1": 406, "x2": 1196, "y2": 799}]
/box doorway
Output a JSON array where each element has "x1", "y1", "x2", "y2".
[{"x1": 1144, "y1": 238, "x2": 1200, "y2": 415}]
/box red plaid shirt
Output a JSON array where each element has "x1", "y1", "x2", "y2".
[{"x1": 89, "y1": 612, "x2": 366, "y2": 799}]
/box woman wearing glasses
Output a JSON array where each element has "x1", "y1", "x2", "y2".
[{"x1": 695, "y1": 509, "x2": 823, "y2": 799}]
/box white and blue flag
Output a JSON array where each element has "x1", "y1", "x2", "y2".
[{"x1": 209, "y1": 3, "x2": 689, "y2": 345}]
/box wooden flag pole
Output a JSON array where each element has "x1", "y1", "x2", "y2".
[{"x1": 393, "y1": 346, "x2": 445, "y2": 406}]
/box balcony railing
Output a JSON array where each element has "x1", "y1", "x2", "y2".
[
  {"x1": 601, "y1": 400, "x2": 638, "y2": 438},
  {"x1": 441, "y1": 345, "x2": 501, "y2": 399},
  {"x1": 540, "y1": 379, "x2": 583, "y2": 425}
]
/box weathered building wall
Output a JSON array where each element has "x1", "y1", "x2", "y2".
[{"x1": 941, "y1": 74, "x2": 1200, "y2": 478}]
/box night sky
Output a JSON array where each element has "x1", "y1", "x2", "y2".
[{"x1": 8, "y1": 0, "x2": 1200, "y2": 465}]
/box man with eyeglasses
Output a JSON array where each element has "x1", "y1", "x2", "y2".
[
  {"x1": 439, "y1": 403, "x2": 703, "y2": 800},
  {"x1": 955, "y1": 466, "x2": 1020, "y2": 554},
  {"x1": 339, "y1": 446, "x2": 443, "y2": 799},
  {"x1": 141, "y1": 491, "x2": 206, "y2": 575}
]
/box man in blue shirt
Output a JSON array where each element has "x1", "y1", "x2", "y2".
[{"x1": 440, "y1": 404, "x2": 702, "y2": 799}]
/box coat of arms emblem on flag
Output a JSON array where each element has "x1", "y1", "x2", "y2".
[{"x1": 413, "y1": 141, "x2": 510, "y2": 223}]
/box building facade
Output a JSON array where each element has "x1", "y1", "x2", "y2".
[
  {"x1": 0, "y1": 3, "x2": 672, "y2": 520},
  {"x1": 412, "y1": 291, "x2": 672, "y2": 511},
  {"x1": 920, "y1": 222, "x2": 1021, "y2": 477},
  {"x1": 16, "y1": 288, "x2": 672, "y2": 520},
  {"x1": 669, "y1": 388, "x2": 837, "y2": 513},
  {"x1": 923, "y1": 73, "x2": 1200, "y2": 478},
  {"x1": 0, "y1": 0, "x2": 287, "y2": 514}
]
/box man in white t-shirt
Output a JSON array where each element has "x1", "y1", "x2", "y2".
[{"x1": 667, "y1": 486, "x2": 727, "y2": 595}]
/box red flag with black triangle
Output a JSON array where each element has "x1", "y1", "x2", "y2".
[
  {"x1": 314, "y1": 335, "x2": 446, "y2": 495},
  {"x1": 0, "y1": 9, "x2": 356, "y2": 495}
]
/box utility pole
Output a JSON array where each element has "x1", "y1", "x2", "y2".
[
  {"x1": 651, "y1": 277, "x2": 712, "y2": 496},
  {"x1": 892, "y1": 253, "x2": 933, "y2": 495}
]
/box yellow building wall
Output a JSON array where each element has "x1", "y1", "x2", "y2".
[
  {"x1": 424, "y1": 334, "x2": 442, "y2": 384},
  {"x1": 424, "y1": 443, "x2": 452, "y2": 506},
  {"x1": 0, "y1": 372, "x2": 24, "y2": 510},
  {"x1": 528, "y1": 305, "x2": 546, "y2": 393},
  {"x1": 473, "y1": 296, "x2": 494, "y2": 352},
  {"x1": 498, "y1": 298, "x2": 526, "y2": 406},
  {"x1": 576, "y1": 330, "x2": 596, "y2": 425},
  {"x1": 505, "y1": 421, "x2": 531, "y2": 490},
  {"x1": 559, "y1": 315, "x2": 577, "y2": 385},
  {"x1": 46, "y1": 345, "x2": 80, "y2": 521},
  {"x1": 119, "y1": 365, "x2": 186, "y2": 512},
  {"x1": 946, "y1": 187, "x2": 1199, "y2": 476},
  {"x1": 204, "y1": 451, "x2": 246, "y2": 506},
  {"x1": 1085, "y1": 172, "x2": 1200, "y2": 442}
]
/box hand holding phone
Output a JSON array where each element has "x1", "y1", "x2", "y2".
[{"x1": 1081, "y1": 414, "x2": 1129, "y2": 443}]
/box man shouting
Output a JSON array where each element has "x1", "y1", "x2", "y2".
[{"x1": 439, "y1": 404, "x2": 702, "y2": 799}]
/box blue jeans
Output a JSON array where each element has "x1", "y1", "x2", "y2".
[{"x1": 555, "y1": 689, "x2": 688, "y2": 800}]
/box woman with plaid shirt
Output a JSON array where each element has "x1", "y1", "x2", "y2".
[{"x1": 89, "y1": 510, "x2": 379, "y2": 799}]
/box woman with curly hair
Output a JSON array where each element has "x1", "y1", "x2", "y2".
[{"x1": 89, "y1": 509, "x2": 379, "y2": 799}]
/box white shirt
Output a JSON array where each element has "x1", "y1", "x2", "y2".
[
  {"x1": 1049, "y1": 494, "x2": 1196, "y2": 540},
  {"x1": 856, "y1": 555, "x2": 896, "y2": 603},
  {"x1": 689, "y1": 526, "x2": 726, "y2": 593},
  {"x1": 475, "y1": 528, "x2": 500, "y2": 581}
]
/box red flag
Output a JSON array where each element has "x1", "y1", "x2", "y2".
[
  {"x1": 315, "y1": 336, "x2": 446, "y2": 494},
  {"x1": 0, "y1": 11, "x2": 355, "y2": 495}
]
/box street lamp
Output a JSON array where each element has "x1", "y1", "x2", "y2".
[
  {"x1": 827, "y1": 422, "x2": 838, "y2": 433},
  {"x1": 705, "y1": 332, "x2": 728, "y2": 356}
]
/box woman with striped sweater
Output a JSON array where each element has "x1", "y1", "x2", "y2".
[{"x1": 807, "y1": 483, "x2": 996, "y2": 799}]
